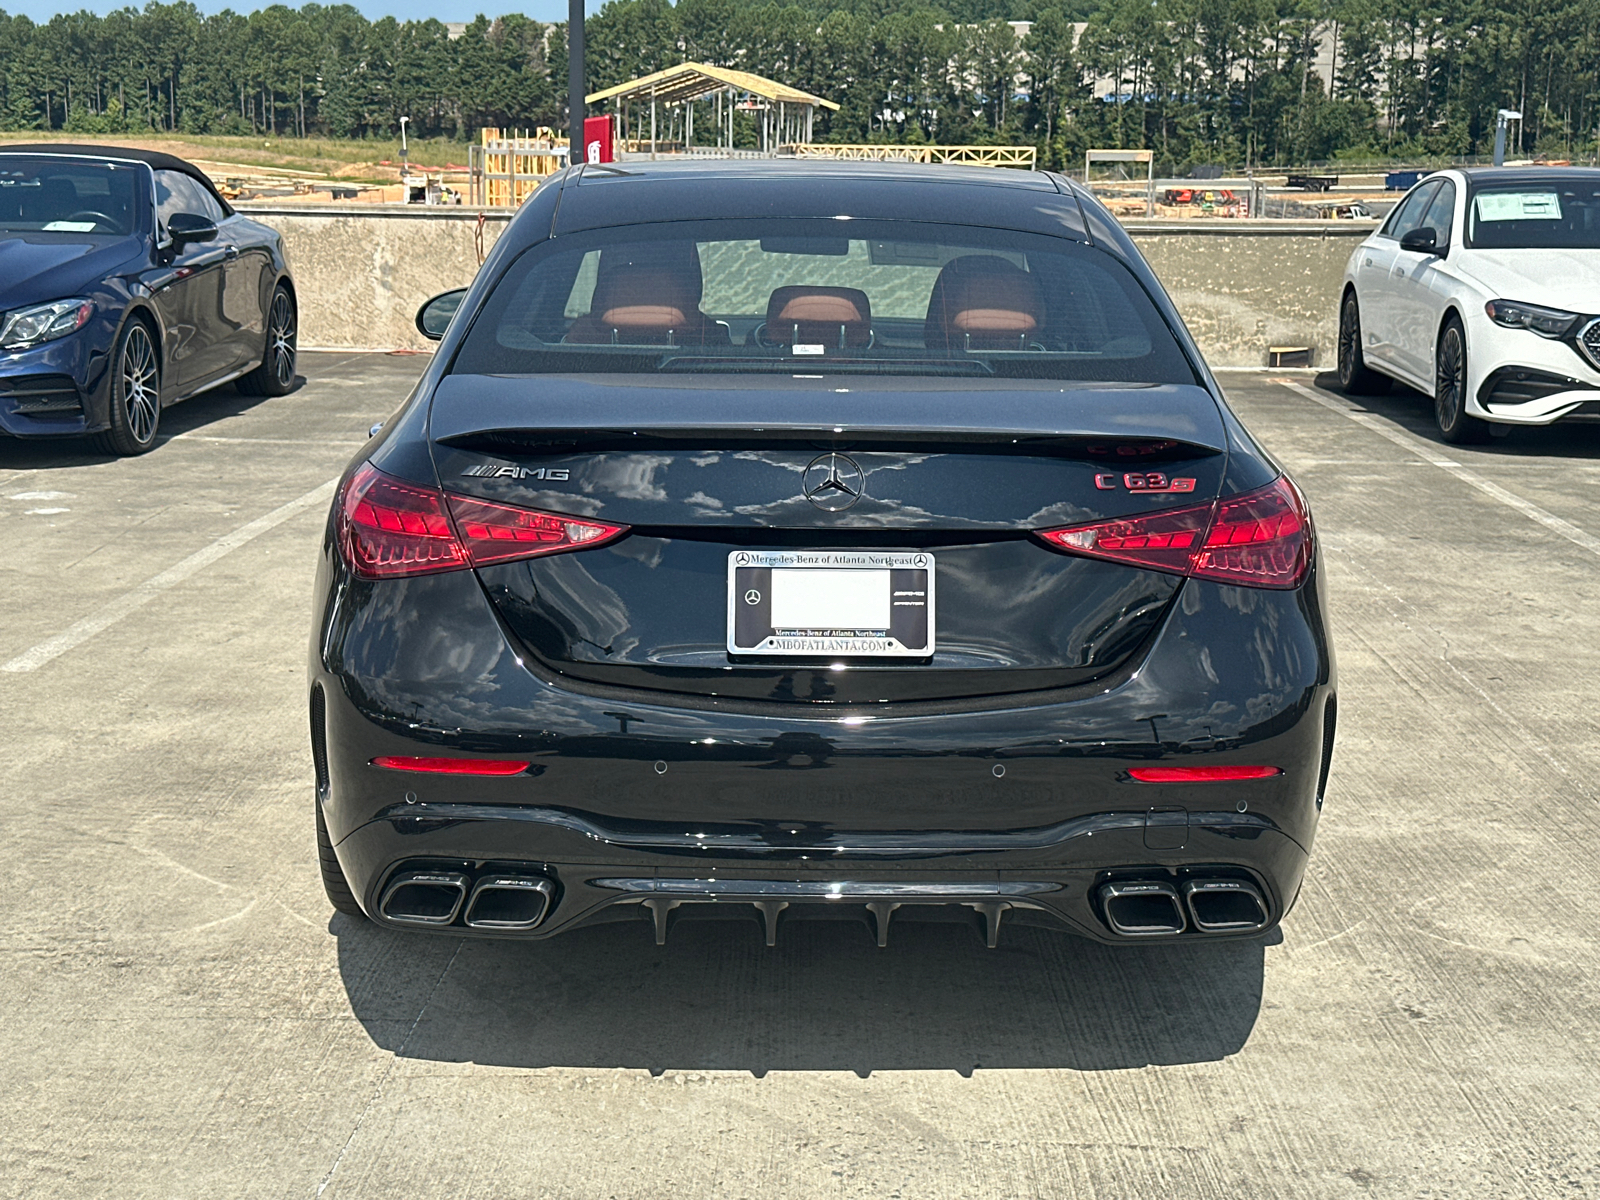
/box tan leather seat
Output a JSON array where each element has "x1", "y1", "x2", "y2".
[
  {"x1": 924, "y1": 256, "x2": 1045, "y2": 352},
  {"x1": 765, "y1": 286, "x2": 872, "y2": 349},
  {"x1": 564, "y1": 245, "x2": 729, "y2": 346}
]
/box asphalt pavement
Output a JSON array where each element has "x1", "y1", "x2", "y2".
[{"x1": 1, "y1": 354, "x2": 1597, "y2": 1198}]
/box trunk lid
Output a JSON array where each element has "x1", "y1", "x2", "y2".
[{"x1": 430, "y1": 373, "x2": 1227, "y2": 705}]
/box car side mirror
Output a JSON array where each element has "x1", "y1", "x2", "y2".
[
  {"x1": 167, "y1": 212, "x2": 218, "y2": 244},
  {"x1": 1399, "y1": 226, "x2": 1439, "y2": 254},
  {"x1": 416, "y1": 288, "x2": 467, "y2": 341}
]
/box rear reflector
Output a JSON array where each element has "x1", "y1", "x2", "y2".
[
  {"x1": 339, "y1": 462, "x2": 627, "y2": 579},
  {"x1": 1128, "y1": 765, "x2": 1282, "y2": 782},
  {"x1": 371, "y1": 755, "x2": 531, "y2": 776},
  {"x1": 1038, "y1": 475, "x2": 1311, "y2": 589}
]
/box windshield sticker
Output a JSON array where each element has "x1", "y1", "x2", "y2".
[
  {"x1": 1476, "y1": 193, "x2": 1562, "y2": 222},
  {"x1": 43, "y1": 221, "x2": 97, "y2": 232}
]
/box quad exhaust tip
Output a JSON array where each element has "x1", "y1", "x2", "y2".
[
  {"x1": 1181, "y1": 878, "x2": 1269, "y2": 933},
  {"x1": 464, "y1": 876, "x2": 555, "y2": 930},
  {"x1": 380, "y1": 870, "x2": 470, "y2": 926},
  {"x1": 379, "y1": 869, "x2": 556, "y2": 930},
  {"x1": 1098, "y1": 877, "x2": 1271, "y2": 937},
  {"x1": 1099, "y1": 881, "x2": 1187, "y2": 937}
]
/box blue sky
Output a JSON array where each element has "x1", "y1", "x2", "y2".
[{"x1": 6, "y1": 0, "x2": 599, "y2": 24}]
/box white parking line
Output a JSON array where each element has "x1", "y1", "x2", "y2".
[
  {"x1": 1275, "y1": 379, "x2": 1600, "y2": 560},
  {"x1": 2, "y1": 479, "x2": 336, "y2": 674},
  {"x1": 170, "y1": 434, "x2": 367, "y2": 446}
]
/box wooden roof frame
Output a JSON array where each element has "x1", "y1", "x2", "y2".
[{"x1": 587, "y1": 63, "x2": 839, "y2": 111}]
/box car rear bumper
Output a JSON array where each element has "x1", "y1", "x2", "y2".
[{"x1": 310, "y1": 544, "x2": 1335, "y2": 946}]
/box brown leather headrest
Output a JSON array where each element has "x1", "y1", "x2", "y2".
[
  {"x1": 593, "y1": 265, "x2": 700, "y2": 315},
  {"x1": 766, "y1": 286, "x2": 872, "y2": 348},
  {"x1": 925, "y1": 256, "x2": 1045, "y2": 349},
  {"x1": 599, "y1": 304, "x2": 688, "y2": 327}
]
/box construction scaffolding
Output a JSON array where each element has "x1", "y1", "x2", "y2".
[
  {"x1": 789, "y1": 144, "x2": 1036, "y2": 168},
  {"x1": 467, "y1": 128, "x2": 567, "y2": 207},
  {"x1": 1085, "y1": 148, "x2": 1155, "y2": 217},
  {"x1": 587, "y1": 63, "x2": 839, "y2": 159}
]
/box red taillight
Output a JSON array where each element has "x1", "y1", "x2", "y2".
[
  {"x1": 446, "y1": 494, "x2": 627, "y2": 568},
  {"x1": 1128, "y1": 765, "x2": 1282, "y2": 782},
  {"x1": 338, "y1": 463, "x2": 627, "y2": 579},
  {"x1": 371, "y1": 755, "x2": 530, "y2": 775},
  {"x1": 1038, "y1": 476, "x2": 1311, "y2": 589},
  {"x1": 340, "y1": 463, "x2": 467, "y2": 578}
]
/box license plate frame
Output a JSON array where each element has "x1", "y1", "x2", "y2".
[{"x1": 726, "y1": 550, "x2": 935, "y2": 658}]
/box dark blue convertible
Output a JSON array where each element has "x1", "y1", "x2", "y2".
[{"x1": 0, "y1": 144, "x2": 297, "y2": 455}]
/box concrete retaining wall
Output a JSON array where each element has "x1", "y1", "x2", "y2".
[
  {"x1": 1127, "y1": 221, "x2": 1369, "y2": 368},
  {"x1": 244, "y1": 205, "x2": 1372, "y2": 366},
  {"x1": 247, "y1": 207, "x2": 513, "y2": 353}
]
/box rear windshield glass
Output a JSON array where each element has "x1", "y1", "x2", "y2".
[
  {"x1": 1467, "y1": 179, "x2": 1600, "y2": 249},
  {"x1": 0, "y1": 157, "x2": 143, "y2": 236},
  {"x1": 451, "y1": 219, "x2": 1197, "y2": 384}
]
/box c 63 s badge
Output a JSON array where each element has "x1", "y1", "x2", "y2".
[
  {"x1": 1095, "y1": 471, "x2": 1196, "y2": 493},
  {"x1": 460, "y1": 465, "x2": 570, "y2": 481}
]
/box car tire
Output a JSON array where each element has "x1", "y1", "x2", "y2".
[
  {"x1": 1434, "y1": 316, "x2": 1490, "y2": 444},
  {"x1": 93, "y1": 317, "x2": 162, "y2": 456},
  {"x1": 316, "y1": 801, "x2": 366, "y2": 919},
  {"x1": 1337, "y1": 292, "x2": 1390, "y2": 395},
  {"x1": 237, "y1": 284, "x2": 297, "y2": 397}
]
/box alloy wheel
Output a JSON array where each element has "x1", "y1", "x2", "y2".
[
  {"x1": 121, "y1": 324, "x2": 159, "y2": 444},
  {"x1": 1338, "y1": 297, "x2": 1359, "y2": 386},
  {"x1": 1435, "y1": 324, "x2": 1465, "y2": 433},
  {"x1": 269, "y1": 291, "x2": 297, "y2": 389}
]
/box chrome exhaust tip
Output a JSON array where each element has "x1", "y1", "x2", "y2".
[
  {"x1": 1098, "y1": 880, "x2": 1186, "y2": 937},
  {"x1": 379, "y1": 870, "x2": 469, "y2": 926},
  {"x1": 464, "y1": 875, "x2": 556, "y2": 930},
  {"x1": 1182, "y1": 879, "x2": 1270, "y2": 933}
]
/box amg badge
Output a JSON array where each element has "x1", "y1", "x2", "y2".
[{"x1": 460, "y1": 465, "x2": 570, "y2": 481}]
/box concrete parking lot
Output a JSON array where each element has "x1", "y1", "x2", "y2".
[{"x1": 2, "y1": 353, "x2": 1597, "y2": 1198}]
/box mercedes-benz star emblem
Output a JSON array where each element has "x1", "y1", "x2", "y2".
[
  {"x1": 744, "y1": 589, "x2": 762, "y2": 605},
  {"x1": 802, "y1": 453, "x2": 865, "y2": 512}
]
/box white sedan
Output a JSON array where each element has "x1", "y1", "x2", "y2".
[{"x1": 1338, "y1": 168, "x2": 1600, "y2": 443}]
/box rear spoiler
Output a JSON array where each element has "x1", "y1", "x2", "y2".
[{"x1": 429, "y1": 374, "x2": 1229, "y2": 455}]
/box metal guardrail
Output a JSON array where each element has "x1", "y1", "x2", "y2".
[{"x1": 787, "y1": 144, "x2": 1036, "y2": 168}]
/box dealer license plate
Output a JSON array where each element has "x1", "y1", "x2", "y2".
[{"x1": 726, "y1": 550, "x2": 934, "y2": 657}]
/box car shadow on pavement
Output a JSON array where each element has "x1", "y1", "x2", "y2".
[
  {"x1": 0, "y1": 377, "x2": 308, "y2": 470},
  {"x1": 156, "y1": 376, "x2": 309, "y2": 437},
  {"x1": 1309, "y1": 370, "x2": 1600, "y2": 457},
  {"x1": 334, "y1": 912, "x2": 1270, "y2": 1075}
]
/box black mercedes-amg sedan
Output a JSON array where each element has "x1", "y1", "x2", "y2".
[
  {"x1": 0, "y1": 145, "x2": 297, "y2": 455},
  {"x1": 310, "y1": 161, "x2": 1335, "y2": 949}
]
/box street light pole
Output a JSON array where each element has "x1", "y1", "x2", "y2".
[
  {"x1": 569, "y1": 0, "x2": 584, "y2": 168},
  {"x1": 398, "y1": 115, "x2": 409, "y2": 171},
  {"x1": 1493, "y1": 109, "x2": 1522, "y2": 167}
]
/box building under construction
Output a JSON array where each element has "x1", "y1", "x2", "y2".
[{"x1": 467, "y1": 64, "x2": 1035, "y2": 206}]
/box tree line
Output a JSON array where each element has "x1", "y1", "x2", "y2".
[{"x1": 0, "y1": 0, "x2": 1590, "y2": 171}]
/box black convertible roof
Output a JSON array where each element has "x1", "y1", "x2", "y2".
[{"x1": 0, "y1": 142, "x2": 233, "y2": 214}]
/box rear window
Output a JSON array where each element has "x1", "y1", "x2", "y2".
[
  {"x1": 0, "y1": 156, "x2": 143, "y2": 236},
  {"x1": 451, "y1": 219, "x2": 1197, "y2": 384}
]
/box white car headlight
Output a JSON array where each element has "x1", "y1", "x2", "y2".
[
  {"x1": 1484, "y1": 299, "x2": 1581, "y2": 339},
  {"x1": 0, "y1": 298, "x2": 94, "y2": 351}
]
